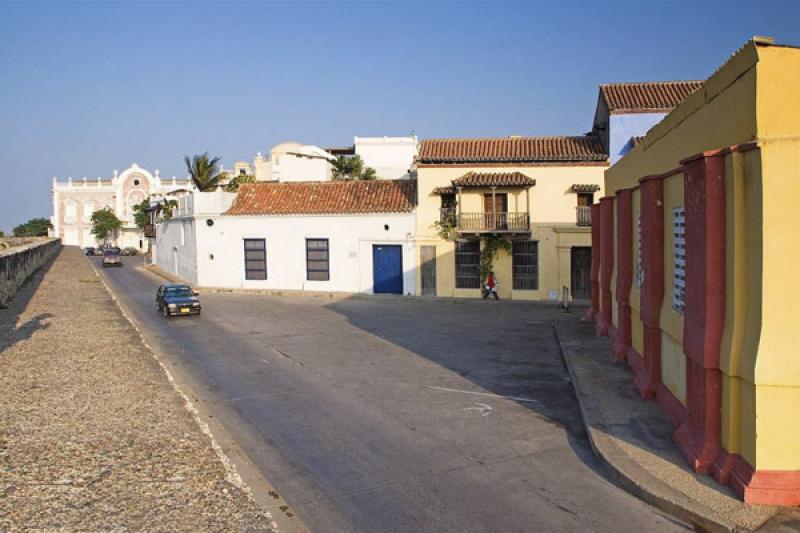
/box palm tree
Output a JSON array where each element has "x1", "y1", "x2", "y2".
[{"x1": 184, "y1": 152, "x2": 222, "y2": 191}]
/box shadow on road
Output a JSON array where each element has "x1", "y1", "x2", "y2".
[{"x1": 325, "y1": 295, "x2": 606, "y2": 474}]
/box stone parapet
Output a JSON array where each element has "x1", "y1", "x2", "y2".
[{"x1": 0, "y1": 238, "x2": 61, "y2": 305}]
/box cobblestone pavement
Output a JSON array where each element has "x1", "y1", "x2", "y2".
[{"x1": 0, "y1": 247, "x2": 275, "y2": 532}]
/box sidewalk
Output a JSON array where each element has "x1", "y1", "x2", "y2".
[
  {"x1": 555, "y1": 313, "x2": 799, "y2": 532},
  {"x1": 0, "y1": 247, "x2": 276, "y2": 531}
]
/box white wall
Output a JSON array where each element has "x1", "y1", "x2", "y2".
[
  {"x1": 155, "y1": 217, "x2": 199, "y2": 284},
  {"x1": 273, "y1": 153, "x2": 332, "y2": 182},
  {"x1": 194, "y1": 213, "x2": 416, "y2": 294},
  {"x1": 355, "y1": 136, "x2": 418, "y2": 180}
]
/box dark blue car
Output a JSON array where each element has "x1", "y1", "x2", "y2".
[{"x1": 156, "y1": 284, "x2": 201, "y2": 318}]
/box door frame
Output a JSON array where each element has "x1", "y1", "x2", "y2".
[{"x1": 372, "y1": 244, "x2": 404, "y2": 295}]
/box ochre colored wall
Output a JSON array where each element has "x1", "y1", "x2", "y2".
[
  {"x1": 416, "y1": 164, "x2": 604, "y2": 299},
  {"x1": 605, "y1": 44, "x2": 759, "y2": 194},
  {"x1": 593, "y1": 41, "x2": 800, "y2": 503},
  {"x1": 659, "y1": 172, "x2": 685, "y2": 403}
]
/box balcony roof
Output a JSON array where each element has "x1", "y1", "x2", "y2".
[{"x1": 452, "y1": 171, "x2": 536, "y2": 188}]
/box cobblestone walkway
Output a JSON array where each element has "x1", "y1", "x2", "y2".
[{"x1": 0, "y1": 247, "x2": 275, "y2": 532}]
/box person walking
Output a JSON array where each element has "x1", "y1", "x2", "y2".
[{"x1": 483, "y1": 271, "x2": 499, "y2": 300}]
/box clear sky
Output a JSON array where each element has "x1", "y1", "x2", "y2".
[{"x1": 1, "y1": 0, "x2": 798, "y2": 233}]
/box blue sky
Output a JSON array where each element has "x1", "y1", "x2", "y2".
[{"x1": 1, "y1": 1, "x2": 798, "y2": 233}]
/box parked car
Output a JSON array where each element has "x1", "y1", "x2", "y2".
[
  {"x1": 121, "y1": 247, "x2": 139, "y2": 256},
  {"x1": 84, "y1": 247, "x2": 95, "y2": 256},
  {"x1": 102, "y1": 248, "x2": 123, "y2": 267},
  {"x1": 156, "y1": 284, "x2": 201, "y2": 317}
]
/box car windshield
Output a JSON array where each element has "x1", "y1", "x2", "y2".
[
  {"x1": 165, "y1": 287, "x2": 193, "y2": 298},
  {"x1": 103, "y1": 250, "x2": 120, "y2": 256}
]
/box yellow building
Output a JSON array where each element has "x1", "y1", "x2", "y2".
[
  {"x1": 414, "y1": 136, "x2": 607, "y2": 300},
  {"x1": 590, "y1": 37, "x2": 800, "y2": 505}
]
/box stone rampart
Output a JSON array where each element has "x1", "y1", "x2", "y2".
[{"x1": 0, "y1": 238, "x2": 61, "y2": 305}]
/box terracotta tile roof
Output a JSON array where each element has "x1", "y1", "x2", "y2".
[
  {"x1": 224, "y1": 179, "x2": 416, "y2": 216},
  {"x1": 452, "y1": 172, "x2": 536, "y2": 188},
  {"x1": 600, "y1": 81, "x2": 704, "y2": 114},
  {"x1": 571, "y1": 183, "x2": 601, "y2": 193},
  {"x1": 418, "y1": 136, "x2": 607, "y2": 163}
]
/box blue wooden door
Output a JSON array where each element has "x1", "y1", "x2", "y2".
[{"x1": 372, "y1": 245, "x2": 403, "y2": 294}]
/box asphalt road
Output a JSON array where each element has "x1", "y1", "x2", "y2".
[{"x1": 93, "y1": 256, "x2": 687, "y2": 533}]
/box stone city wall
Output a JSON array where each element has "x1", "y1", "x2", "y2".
[{"x1": 0, "y1": 238, "x2": 61, "y2": 305}]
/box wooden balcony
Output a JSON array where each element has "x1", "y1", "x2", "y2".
[
  {"x1": 441, "y1": 208, "x2": 530, "y2": 234},
  {"x1": 144, "y1": 224, "x2": 156, "y2": 238},
  {"x1": 576, "y1": 206, "x2": 592, "y2": 227}
]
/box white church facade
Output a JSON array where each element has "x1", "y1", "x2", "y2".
[{"x1": 50, "y1": 163, "x2": 192, "y2": 249}]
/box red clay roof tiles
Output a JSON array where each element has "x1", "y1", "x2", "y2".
[
  {"x1": 417, "y1": 136, "x2": 607, "y2": 164},
  {"x1": 225, "y1": 179, "x2": 416, "y2": 216},
  {"x1": 600, "y1": 81, "x2": 704, "y2": 114},
  {"x1": 451, "y1": 172, "x2": 536, "y2": 188}
]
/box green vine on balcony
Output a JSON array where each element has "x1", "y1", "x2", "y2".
[
  {"x1": 432, "y1": 208, "x2": 457, "y2": 240},
  {"x1": 480, "y1": 236, "x2": 512, "y2": 279}
]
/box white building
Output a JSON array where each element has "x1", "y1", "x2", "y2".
[
  {"x1": 221, "y1": 135, "x2": 419, "y2": 184},
  {"x1": 50, "y1": 163, "x2": 192, "y2": 249},
  {"x1": 354, "y1": 135, "x2": 418, "y2": 180},
  {"x1": 154, "y1": 180, "x2": 417, "y2": 295},
  {"x1": 221, "y1": 142, "x2": 336, "y2": 183}
]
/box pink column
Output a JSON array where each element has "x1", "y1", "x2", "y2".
[
  {"x1": 596, "y1": 196, "x2": 615, "y2": 336},
  {"x1": 674, "y1": 151, "x2": 726, "y2": 474},
  {"x1": 637, "y1": 175, "x2": 666, "y2": 400},
  {"x1": 587, "y1": 203, "x2": 601, "y2": 320},
  {"x1": 612, "y1": 188, "x2": 633, "y2": 363}
]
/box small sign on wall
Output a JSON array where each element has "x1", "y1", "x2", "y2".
[{"x1": 547, "y1": 289, "x2": 558, "y2": 300}]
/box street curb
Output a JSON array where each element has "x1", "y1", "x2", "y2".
[
  {"x1": 551, "y1": 320, "x2": 743, "y2": 533},
  {"x1": 88, "y1": 257, "x2": 310, "y2": 533}
]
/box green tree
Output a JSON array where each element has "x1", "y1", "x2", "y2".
[
  {"x1": 91, "y1": 208, "x2": 122, "y2": 243},
  {"x1": 332, "y1": 155, "x2": 379, "y2": 181},
  {"x1": 132, "y1": 199, "x2": 151, "y2": 230},
  {"x1": 185, "y1": 152, "x2": 222, "y2": 191},
  {"x1": 13, "y1": 217, "x2": 52, "y2": 237},
  {"x1": 159, "y1": 199, "x2": 178, "y2": 220},
  {"x1": 361, "y1": 167, "x2": 377, "y2": 180},
  {"x1": 224, "y1": 173, "x2": 256, "y2": 192}
]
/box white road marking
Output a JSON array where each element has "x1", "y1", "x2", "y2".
[
  {"x1": 462, "y1": 402, "x2": 493, "y2": 416},
  {"x1": 426, "y1": 385, "x2": 540, "y2": 404}
]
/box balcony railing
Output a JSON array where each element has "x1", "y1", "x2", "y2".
[
  {"x1": 576, "y1": 206, "x2": 592, "y2": 227},
  {"x1": 440, "y1": 210, "x2": 529, "y2": 234}
]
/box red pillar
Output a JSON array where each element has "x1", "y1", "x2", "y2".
[
  {"x1": 587, "y1": 203, "x2": 601, "y2": 320},
  {"x1": 612, "y1": 189, "x2": 633, "y2": 363},
  {"x1": 674, "y1": 151, "x2": 726, "y2": 474},
  {"x1": 638, "y1": 175, "x2": 666, "y2": 400},
  {"x1": 596, "y1": 197, "x2": 615, "y2": 336}
]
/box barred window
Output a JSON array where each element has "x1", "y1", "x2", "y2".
[
  {"x1": 306, "y1": 238, "x2": 330, "y2": 281},
  {"x1": 513, "y1": 240, "x2": 539, "y2": 290},
  {"x1": 244, "y1": 239, "x2": 267, "y2": 280},
  {"x1": 455, "y1": 241, "x2": 481, "y2": 289},
  {"x1": 672, "y1": 208, "x2": 686, "y2": 313},
  {"x1": 636, "y1": 215, "x2": 644, "y2": 288}
]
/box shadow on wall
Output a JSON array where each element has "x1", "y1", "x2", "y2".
[
  {"x1": 0, "y1": 252, "x2": 58, "y2": 354},
  {"x1": 323, "y1": 292, "x2": 601, "y2": 471}
]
